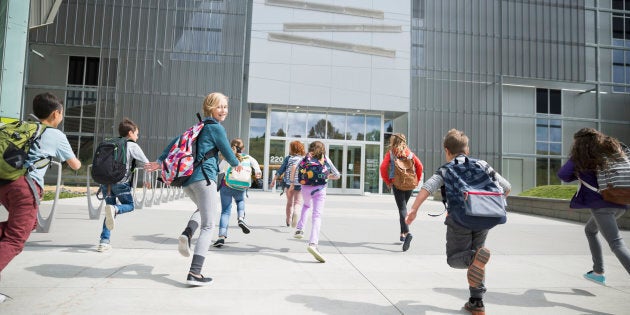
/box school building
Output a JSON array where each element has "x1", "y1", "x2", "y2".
[{"x1": 1, "y1": 0, "x2": 629, "y2": 195}]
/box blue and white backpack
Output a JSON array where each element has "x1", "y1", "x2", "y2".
[{"x1": 225, "y1": 154, "x2": 252, "y2": 190}]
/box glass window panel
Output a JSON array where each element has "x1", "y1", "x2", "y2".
[
  {"x1": 613, "y1": 38, "x2": 625, "y2": 47},
  {"x1": 270, "y1": 111, "x2": 287, "y2": 137},
  {"x1": 626, "y1": 17, "x2": 630, "y2": 40},
  {"x1": 614, "y1": 50, "x2": 624, "y2": 64},
  {"x1": 536, "y1": 119, "x2": 549, "y2": 141},
  {"x1": 384, "y1": 119, "x2": 393, "y2": 134},
  {"x1": 81, "y1": 118, "x2": 95, "y2": 133},
  {"x1": 286, "y1": 112, "x2": 306, "y2": 138},
  {"x1": 85, "y1": 57, "x2": 100, "y2": 86},
  {"x1": 64, "y1": 117, "x2": 81, "y2": 133},
  {"x1": 627, "y1": 50, "x2": 630, "y2": 66},
  {"x1": 365, "y1": 115, "x2": 381, "y2": 142},
  {"x1": 326, "y1": 113, "x2": 346, "y2": 140},
  {"x1": 549, "y1": 119, "x2": 562, "y2": 141},
  {"x1": 536, "y1": 88, "x2": 548, "y2": 113},
  {"x1": 613, "y1": 65, "x2": 625, "y2": 84},
  {"x1": 327, "y1": 144, "x2": 343, "y2": 189},
  {"x1": 268, "y1": 139, "x2": 286, "y2": 184},
  {"x1": 365, "y1": 144, "x2": 380, "y2": 194},
  {"x1": 549, "y1": 90, "x2": 561, "y2": 114},
  {"x1": 536, "y1": 142, "x2": 549, "y2": 155},
  {"x1": 613, "y1": 15, "x2": 624, "y2": 39},
  {"x1": 249, "y1": 112, "x2": 266, "y2": 161},
  {"x1": 550, "y1": 143, "x2": 562, "y2": 156},
  {"x1": 347, "y1": 115, "x2": 365, "y2": 141},
  {"x1": 307, "y1": 112, "x2": 326, "y2": 139},
  {"x1": 549, "y1": 159, "x2": 562, "y2": 184},
  {"x1": 67, "y1": 56, "x2": 85, "y2": 85},
  {"x1": 613, "y1": 0, "x2": 624, "y2": 10},
  {"x1": 536, "y1": 158, "x2": 548, "y2": 186},
  {"x1": 65, "y1": 90, "x2": 82, "y2": 109}
]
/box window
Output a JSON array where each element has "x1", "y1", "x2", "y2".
[
  {"x1": 536, "y1": 88, "x2": 561, "y2": 114},
  {"x1": 612, "y1": 13, "x2": 630, "y2": 93}
]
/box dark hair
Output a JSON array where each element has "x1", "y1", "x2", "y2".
[
  {"x1": 118, "y1": 118, "x2": 138, "y2": 137},
  {"x1": 443, "y1": 129, "x2": 469, "y2": 155},
  {"x1": 230, "y1": 138, "x2": 244, "y2": 162},
  {"x1": 571, "y1": 128, "x2": 623, "y2": 172},
  {"x1": 32, "y1": 92, "x2": 63, "y2": 119},
  {"x1": 308, "y1": 141, "x2": 326, "y2": 160}
]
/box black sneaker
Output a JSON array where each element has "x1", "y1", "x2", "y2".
[
  {"x1": 402, "y1": 233, "x2": 413, "y2": 252},
  {"x1": 186, "y1": 273, "x2": 213, "y2": 286},
  {"x1": 212, "y1": 238, "x2": 225, "y2": 248},
  {"x1": 464, "y1": 299, "x2": 485, "y2": 315},
  {"x1": 238, "y1": 220, "x2": 251, "y2": 234}
]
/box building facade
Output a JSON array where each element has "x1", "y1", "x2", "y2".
[{"x1": 0, "y1": 0, "x2": 628, "y2": 194}]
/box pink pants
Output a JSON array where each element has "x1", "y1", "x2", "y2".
[{"x1": 296, "y1": 185, "x2": 326, "y2": 245}]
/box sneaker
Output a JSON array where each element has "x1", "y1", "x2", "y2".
[
  {"x1": 294, "y1": 230, "x2": 304, "y2": 239},
  {"x1": 399, "y1": 235, "x2": 405, "y2": 242},
  {"x1": 178, "y1": 234, "x2": 191, "y2": 257},
  {"x1": 238, "y1": 219, "x2": 251, "y2": 234},
  {"x1": 402, "y1": 233, "x2": 413, "y2": 252},
  {"x1": 467, "y1": 247, "x2": 491, "y2": 288},
  {"x1": 583, "y1": 271, "x2": 606, "y2": 285},
  {"x1": 464, "y1": 299, "x2": 485, "y2": 315},
  {"x1": 307, "y1": 244, "x2": 326, "y2": 263},
  {"x1": 291, "y1": 211, "x2": 298, "y2": 228},
  {"x1": 104, "y1": 205, "x2": 117, "y2": 230},
  {"x1": 186, "y1": 273, "x2": 213, "y2": 286},
  {"x1": 96, "y1": 243, "x2": 111, "y2": 252},
  {"x1": 212, "y1": 238, "x2": 225, "y2": 248}
]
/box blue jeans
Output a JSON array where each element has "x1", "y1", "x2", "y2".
[
  {"x1": 218, "y1": 185, "x2": 245, "y2": 237},
  {"x1": 100, "y1": 183, "x2": 134, "y2": 243},
  {"x1": 585, "y1": 207, "x2": 630, "y2": 275}
]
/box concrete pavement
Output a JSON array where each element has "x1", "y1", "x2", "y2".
[{"x1": 1, "y1": 190, "x2": 629, "y2": 314}]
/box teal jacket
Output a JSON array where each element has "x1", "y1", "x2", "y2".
[{"x1": 158, "y1": 117, "x2": 239, "y2": 186}]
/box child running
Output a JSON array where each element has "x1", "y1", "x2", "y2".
[
  {"x1": 291, "y1": 141, "x2": 339, "y2": 263},
  {"x1": 213, "y1": 138, "x2": 262, "y2": 247},
  {"x1": 97, "y1": 118, "x2": 151, "y2": 252},
  {"x1": 270, "y1": 141, "x2": 305, "y2": 227},
  {"x1": 406, "y1": 129, "x2": 510, "y2": 315}
]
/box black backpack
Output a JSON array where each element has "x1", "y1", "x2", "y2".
[{"x1": 91, "y1": 137, "x2": 129, "y2": 185}]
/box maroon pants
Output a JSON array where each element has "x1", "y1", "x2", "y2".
[{"x1": 0, "y1": 176, "x2": 41, "y2": 273}]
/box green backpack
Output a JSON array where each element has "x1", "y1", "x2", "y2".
[{"x1": 0, "y1": 120, "x2": 48, "y2": 182}]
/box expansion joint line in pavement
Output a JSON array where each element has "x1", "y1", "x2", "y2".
[{"x1": 324, "y1": 232, "x2": 405, "y2": 315}]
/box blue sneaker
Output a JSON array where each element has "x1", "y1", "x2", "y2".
[{"x1": 583, "y1": 271, "x2": 605, "y2": 285}]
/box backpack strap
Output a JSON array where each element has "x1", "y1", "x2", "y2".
[
  {"x1": 195, "y1": 118, "x2": 218, "y2": 186},
  {"x1": 578, "y1": 176, "x2": 600, "y2": 193}
]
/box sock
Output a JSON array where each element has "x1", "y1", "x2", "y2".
[
  {"x1": 186, "y1": 221, "x2": 199, "y2": 236},
  {"x1": 182, "y1": 227, "x2": 193, "y2": 239},
  {"x1": 189, "y1": 254, "x2": 205, "y2": 275}
]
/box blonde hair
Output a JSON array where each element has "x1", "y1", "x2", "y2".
[
  {"x1": 202, "y1": 92, "x2": 227, "y2": 118},
  {"x1": 230, "y1": 138, "x2": 244, "y2": 162},
  {"x1": 388, "y1": 133, "x2": 408, "y2": 156},
  {"x1": 443, "y1": 129, "x2": 469, "y2": 155}
]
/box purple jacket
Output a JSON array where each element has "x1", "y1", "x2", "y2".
[{"x1": 557, "y1": 159, "x2": 627, "y2": 209}]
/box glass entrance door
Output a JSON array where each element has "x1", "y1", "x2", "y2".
[{"x1": 327, "y1": 143, "x2": 363, "y2": 194}]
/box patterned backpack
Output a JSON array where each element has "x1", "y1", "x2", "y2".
[
  {"x1": 161, "y1": 114, "x2": 216, "y2": 186},
  {"x1": 298, "y1": 154, "x2": 329, "y2": 186}
]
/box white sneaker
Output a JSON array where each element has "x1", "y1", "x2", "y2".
[
  {"x1": 178, "y1": 234, "x2": 191, "y2": 257},
  {"x1": 104, "y1": 205, "x2": 117, "y2": 230},
  {"x1": 97, "y1": 243, "x2": 111, "y2": 252},
  {"x1": 307, "y1": 244, "x2": 325, "y2": 263},
  {"x1": 294, "y1": 230, "x2": 304, "y2": 239}
]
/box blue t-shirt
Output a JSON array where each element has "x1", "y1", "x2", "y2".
[{"x1": 27, "y1": 127, "x2": 77, "y2": 189}]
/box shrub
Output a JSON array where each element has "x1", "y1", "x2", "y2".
[{"x1": 518, "y1": 185, "x2": 577, "y2": 200}]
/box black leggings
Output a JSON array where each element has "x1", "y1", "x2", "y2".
[{"x1": 393, "y1": 187, "x2": 412, "y2": 234}]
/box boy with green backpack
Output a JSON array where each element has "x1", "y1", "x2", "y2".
[{"x1": 0, "y1": 93, "x2": 81, "y2": 301}]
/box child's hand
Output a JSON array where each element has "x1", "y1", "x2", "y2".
[{"x1": 234, "y1": 164, "x2": 243, "y2": 172}]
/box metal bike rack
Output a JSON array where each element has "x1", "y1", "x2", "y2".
[
  {"x1": 152, "y1": 171, "x2": 162, "y2": 206},
  {"x1": 36, "y1": 161, "x2": 61, "y2": 233},
  {"x1": 86, "y1": 164, "x2": 105, "y2": 220},
  {"x1": 143, "y1": 170, "x2": 157, "y2": 207},
  {"x1": 131, "y1": 167, "x2": 148, "y2": 209}
]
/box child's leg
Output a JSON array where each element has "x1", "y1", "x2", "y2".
[
  {"x1": 285, "y1": 188, "x2": 294, "y2": 224},
  {"x1": 233, "y1": 189, "x2": 246, "y2": 220},
  {"x1": 584, "y1": 213, "x2": 603, "y2": 274},
  {"x1": 308, "y1": 187, "x2": 326, "y2": 245},
  {"x1": 590, "y1": 208, "x2": 630, "y2": 274},
  {"x1": 393, "y1": 187, "x2": 412, "y2": 235},
  {"x1": 113, "y1": 183, "x2": 134, "y2": 214},
  {"x1": 296, "y1": 186, "x2": 313, "y2": 230},
  {"x1": 218, "y1": 186, "x2": 233, "y2": 237},
  {"x1": 0, "y1": 177, "x2": 39, "y2": 272},
  {"x1": 99, "y1": 185, "x2": 118, "y2": 243}
]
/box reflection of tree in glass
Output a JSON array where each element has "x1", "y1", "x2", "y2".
[
  {"x1": 366, "y1": 129, "x2": 380, "y2": 141},
  {"x1": 307, "y1": 119, "x2": 343, "y2": 139},
  {"x1": 273, "y1": 128, "x2": 286, "y2": 137}
]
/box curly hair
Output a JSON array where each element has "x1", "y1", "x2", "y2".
[
  {"x1": 289, "y1": 140, "x2": 305, "y2": 156},
  {"x1": 388, "y1": 133, "x2": 408, "y2": 156},
  {"x1": 570, "y1": 128, "x2": 623, "y2": 172},
  {"x1": 308, "y1": 141, "x2": 326, "y2": 160}
]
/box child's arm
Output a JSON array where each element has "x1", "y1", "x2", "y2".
[
  {"x1": 325, "y1": 157, "x2": 340, "y2": 180},
  {"x1": 406, "y1": 188, "x2": 430, "y2": 225},
  {"x1": 66, "y1": 157, "x2": 81, "y2": 170},
  {"x1": 288, "y1": 164, "x2": 298, "y2": 191},
  {"x1": 379, "y1": 151, "x2": 392, "y2": 188},
  {"x1": 270, "y1": 157, "x2": 289, "y2": 188},
  {"x1": 249, "y1": 156, "x2": 262, "y2": 178}
]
